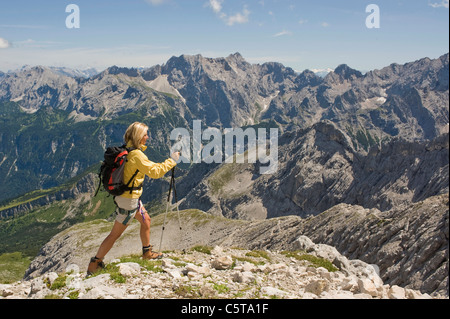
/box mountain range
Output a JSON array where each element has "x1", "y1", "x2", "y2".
[
  {"x1": 0, "y1": 52, "x2": 448, "y2": 204},
  {"x1": 0, "y1": 52, "x2": 448, "y2": 297},
  {"x1": 1, "y1": 52, "x2": 448, "y2": 133}
]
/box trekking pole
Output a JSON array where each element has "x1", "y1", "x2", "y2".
[
  {"x1": 171, "y1": 168, "x2": 183, "y2": 232},
  {"x1": 159, "y1": 173, "x2": 172, "y2": 252},
  {"x1": 158, "y1": 167, "x2": 182, "y2": 252}
]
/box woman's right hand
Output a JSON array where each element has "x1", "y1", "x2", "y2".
[{"x1": 171, "y1": 152, "x2": 181, "y2": 162}]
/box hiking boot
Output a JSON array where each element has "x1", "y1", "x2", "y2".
[
  {"x1": 142, "y1": 245, "x2": 163, "y2": 260},
  {"x1": 87, "y1": 257, "x2": 105, "y2": 276}
]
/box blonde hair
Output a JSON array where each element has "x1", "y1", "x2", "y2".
[{"x1": 124, "y1": 122, "x2": 149, "y2": 149}]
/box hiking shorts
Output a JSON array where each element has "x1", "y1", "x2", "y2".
[{"x1": 114, "y1": 197, "x2": 140, "y2": 226}]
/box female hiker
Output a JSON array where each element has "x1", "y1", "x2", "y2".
[{"x1": 87, "y1": 122, "x2": 180, "y2": 275}]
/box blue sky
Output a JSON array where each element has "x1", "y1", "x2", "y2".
[{"x1": 0, "y1": 0, "x2": 448, "y2": 73}]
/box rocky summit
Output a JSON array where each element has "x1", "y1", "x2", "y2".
[
  {"x1": 0, "y1": 240, "x2": 435, "y2": 300},
  {"x1": 11, "y1": 194, "x2": 449, "y2": 298}
]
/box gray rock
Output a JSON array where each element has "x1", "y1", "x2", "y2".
[
  {"x1": 0, "y1": 284, "x2": 14, "y2": 297},
  {"x1": 261, "y1": 286, "x2": 289, "y2": 298},
  {"x1": 293, "y1": 236, "x2": 315, "y2": 252},
  {"x1": 118, "y1": 263, "x2": 141, "y2": 277},
  {"x1": 80, "y1": 286, "x2": 126, "y2": 299},
  {"x1": 388, "y1": 285, "x2": 406, "y2": 299},
  {"x1": 211, "y1": 256, "x2": 233, "y2": 270},
  {"x1": 165, "y1": 269, "x2": 183, "y2": 279},
  {"x1": 304, "y1": 280, "x2": 329, "y2": 296},
  {"x1": 82, "y1": 274, "x2": 111, "y2": 290},
  {"x1": 357, "y1": 278, "x2": 379, "y2": 297},
  {"x1": 232, "y1": 271, "x2": 255, "y2": 284}
]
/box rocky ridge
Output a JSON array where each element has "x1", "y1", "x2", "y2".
[
  {"x1": 179, "y1": 121, "x2": 449, "y2": 219},
  {"x1": 0, "y1": 239, "x2": 435, "y2": 300},
  {"x1": 0, "y1": 172, "x2": 97, "y2": 219},
  {"x1": 21, "y1": 193, "x2": 449, "y2": 297}
]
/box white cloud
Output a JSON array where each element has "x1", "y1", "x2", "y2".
[
  {"x1": 209, "y1": 0, "x2": 223, "y2": 13},
  {"x1": 273, "y1": 30, "x2": 292, "y2": 37},
  {"x1": 225, "y1": 7, "x2": 250, "y2": 26},
  {"x1": 145, "y1": 0, "x2": 169, "y2": 6},
  {"x1": 0, "y1": 37, "x2": 11, "y2": 49},
  {"x1": 207, "y1": 0, "x2": 250, "y2": 26},
  {"x1": 429, "y1": 0, "x2": 449, "y2": 8},
  {"x1": 321, "y1": 22, "x2": 330, "y2": 27}
]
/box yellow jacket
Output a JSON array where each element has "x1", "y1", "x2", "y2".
[{"x1": 121, "y1": 142, "x2": 177, "y2": 199}]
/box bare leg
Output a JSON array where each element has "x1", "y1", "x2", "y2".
[
  {"x1": 134, "y1": 207, "x2": 151, "y2": 247},
  {"x1": 135, "y1": 207, "x2": 162, "y2": 259},
  {"x1": 95, "y1": 221, "x2": 128, "y2": 260}
]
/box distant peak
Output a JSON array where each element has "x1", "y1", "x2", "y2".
[
  {"x1": 26, "y1": 65, "x2": 47, "y2": 72},
  {"x1": 166, "y1": 53, "x2": 204, "y2": 66},
  {"x1": 104, "y1": 65, "x2": 140, "y2": 77},
  {"x1": 334, "y1": 64, "x2": 363, "y2": 79},
  {"x1": 228, "y1": 52, "x2": 244, "y2": 60}
]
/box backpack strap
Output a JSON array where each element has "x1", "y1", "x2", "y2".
[
  {"x1": 123, "y1": 146, "x2": 144, "y2": 194},
  {"x1": 125, "y1": 169, "x2": 143, "y2": 194},
  {"x1": 94, "y1": 164, "x2": 106, "y2": 197}
]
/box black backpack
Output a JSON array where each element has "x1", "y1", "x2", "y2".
[{"x1": 95, "y1": 145, "x2": 142, "y2": 197}]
